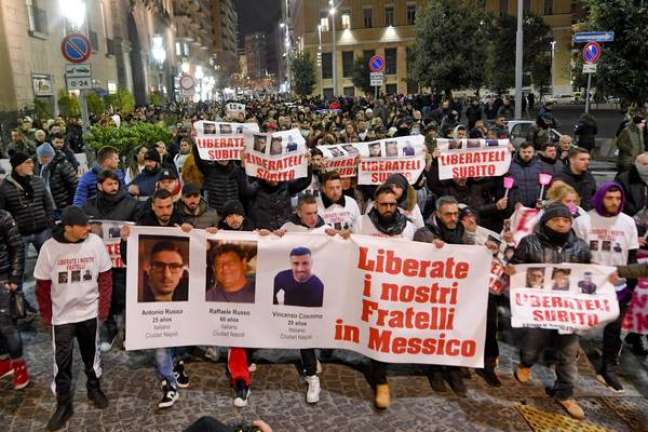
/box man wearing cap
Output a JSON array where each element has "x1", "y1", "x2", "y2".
[
  {"x1": 0, "y1": 152, "x2": 54, "y2": 294},
  {"x1": 177, "y1": 184, "x2": 219, "y2": 229},
  {"x1": 36, "y1": 141, "x2": 78, "y2": 216},
  {"x1": 73, "y1": 146, "x2": 123, "y2": 207},
  {"x1": 510, "y1": 202, "x2": 591, "y2": 420},
  {"x1": 128, "y1": 149, "x2": 164, "y2": 200},
  {"x1": 34, "y1": 206, "x2": 112, "y2": 431},
  {"x1": 218, "y1": 200, "x2": 255, "y2": 231}
]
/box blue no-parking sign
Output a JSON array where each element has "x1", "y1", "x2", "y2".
[
  {"x1": 61, "y1": 33, "x2": 92, "y2": 64},
  {"x1": 368, "y1": 55, "x2": 385, "y2": 73}
]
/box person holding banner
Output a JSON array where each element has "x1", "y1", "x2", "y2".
[
  {"x1": 573, "y1": 182, "x2": 639, "y2": 393},
  {"x1": 82, "y1": 170, "x2": 139, "y2": 352},
  {"x1": 218, "y1": 200, "x2": 254, "y2": 231},
  {"x1": 176, "y1": 184, "x2": 220, "y2": 229},
  {"x1": 119, "y1": 189, "x2": 193, "y2": 409},
  {"x1": 34, "y1": 206, "x2": 113, "y2": 431},
  {"x1": 510, "y1": 203, "x2": 591, "y2": 420},
  {"x1": 414, "y1": 196, "x2": 476, "y2": 394},
  {"x1": 316, "y1": 172, "x2": 361, "y2": 233},
  {"x1": 278, "y1": 194, "x2": 331, "y2": 235}
]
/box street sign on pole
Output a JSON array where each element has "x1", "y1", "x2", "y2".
[
  {"x1": 370, "y1": 72, "x2": 384, "y2": 87},
  {"x1": 368, "y1": 55, "x2": 385, "y2": 73},
  {"x1": 61, "y1": 33, "x2": 92, "y2": 64},
  {"x1": 179, "y1": 74, "x2": 195, "y2": 98},
  {"x1": 65, "y1": 64, "x2": 93, "y2": 90},
  {"x1": 583, "y1": 63, "x2": 597, "y2": 74},
  {"x1": 573, "y1": 31, "x2": 615, "y2": 44},
  {"x1": 582, "y1": 41, "x2": 602, "y2": 64}
]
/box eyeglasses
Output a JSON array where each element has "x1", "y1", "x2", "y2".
[{"x1": 150, "y1": 261, "x2": 184, "y2": 273}]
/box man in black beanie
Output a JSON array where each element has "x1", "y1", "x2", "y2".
[
  {"x1": 510, "y1": 202, "x2": 591, "y2": 420},
  {"x1": 128, "y1": 148, "x2": 162, "y2": 200},
  {"x1": 0, "y1": 152, "x2": 54, "y2": 296},
  {"x1": 218, "y1": 200, "x2": 254, "y2": 231}
]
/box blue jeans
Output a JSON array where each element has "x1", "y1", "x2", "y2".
[
  {"x1": 155, "y1": 348, "x2": 178, "y2": 386},
  {"x1": 20, "y1": 228, "x2": 51, "y2": 290}
]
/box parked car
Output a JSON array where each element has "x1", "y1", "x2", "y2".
[{"x1": 506, "y1": 120, "x2": 563, "y2": 147}]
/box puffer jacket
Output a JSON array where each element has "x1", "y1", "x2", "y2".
[
  {"x1": 0, "y1": 209, "x2": 24, "y2": 284},
  {"x1": 509, "y1": 154, "x2": 543, "y2": 208},
  {"x1": 176, "y1": 198, "x2": 220, "y2": 229},
  {"x1": 82, "y1": 190, "x2": 140, "y2": 221},
  {"x1": 615, "y1": 165, "x2": 648, "y2": 217},
  {"x1": 43, "y1": 151, "x2": 79, "y2": 209},
  {"x1": 192, "y1": 145, "x2": 247, "y2": 213},
  {"x1": 0, "y1": 175, "x2": 53, "y2": 234},
  {"x1": 511, "y1": 224, "x2": 591, "y2": 265}
]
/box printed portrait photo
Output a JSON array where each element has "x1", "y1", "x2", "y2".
[
  {"x1": 235, "y1": 125, "x2": 244, "y2": 134},
  {"x1": 71, "y1": 271, "x2": 81, "y2": 283},
  {"x1": 486, "y1": 139, "x2": 500, "y2": 147},
  {"x1": 330, "y1": 147, "x2": 344, "y2": 158},
  {"x1": 466, "y1": 139, "x2": 482, "y2": 149},
  {"x1": 577, "y1": 271, "x2": 598, "y2": 295},
  {"x1": 368, "y1": 142, "x2": 382, "y2": 158},
  {"x1": 402, "y1": 143, "x2": 415, "y2": 156},
  {"x1": 58, "y1": 271, "x2": 68, "y2": 284},
  {"x1": 551, "y1": 268, "x2": 571, "y2": 292},
  {"x1": 525, "y1": 267, "x2": 545, "y2": 289},
  {"x1": 83, "y1": 270, "x2": 93, "y2": 281},
  {"x1": 342, "y1": 144, "x2": 359, "y2": 155},
  {"x1": 385, "y1": 141, "x2": 399, "y2": 157},
  {"x1": 602, "y1": 240, "x2": 611, "y2": 252},
  {"x1": 219, "y1": 124, "x2": 233, "y2": 135},
  {"x1": 108, "y1": 226, "x2": 122, "y2": 239},
  {"x1": 270, "y1": 136, "x2": 284, "y2": 156},
  {"x1": 448, "y1": 140, "x2": 462, "y2": 150},
  {"x1": 203, "y1": 123, "x2": 217, "y2": 135},
  {"x1": 205, "y1": 240, "x2": 257, "y2": 304},
  {"x1": 273, "y1": 246, "x2": 324, "y2": 308},
  {"x1": 589, "y1": 240, "x2": 599, "y2": 251},
  {"x1": 90, "y1": 221, "x2": 103, "y2": 237},
  {"x1": 285, "y1": 135, "x2": 298, "y2": 153},
  {"x1": 138, "y1": 235, "x2": 190, "y2": 303},
  {"x1": 253, "y1": 134, "x2": 267, "y2": 153}
]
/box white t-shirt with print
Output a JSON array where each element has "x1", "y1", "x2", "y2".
[
  {"x1": 573, "y1": 211, "x2": 639, "y2": 266},
  {"x1": 316, "y1": 195, "x2": 361, "y2": 232},
  {"x1": 34, "y1": 233, "x2": 112, "y2": 325}
]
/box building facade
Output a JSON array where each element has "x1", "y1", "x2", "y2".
[
  {"x1": 245, "y1": 32, "x2": 268, "y2": 81},
  {"x1": 212, "y1": 0, "x2": 239, "y2": 79},
  {"x1": 292, "y1": 0, "x2": 576, "y2": 98}
]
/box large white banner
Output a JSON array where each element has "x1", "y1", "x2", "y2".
[
  {"x1": 125, "y1": 227, "x2": 491, "y2": 367},
  {"x1": 357, "y1": 136, "x2": 426, "y2": 185},
  {"x1": 436, "y1": 139, "x2": 512, "y2": 180},
  {"x1": 193, "y1": 121, "x2": 259, "y2": 161},
  {"x1": 243, "y1": 129, "x2": 308, "y2": 182},
  {"x1": 510, "y1": 263, "x2": 619, "y2": 332},
  {"x1": 317, "y1": 144, "x2": 360, "y2": 178},
  {"x1": 90, "y1": 220, "x2": 132, "y2": 269}
]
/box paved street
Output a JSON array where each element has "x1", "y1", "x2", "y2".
[{"x1": 2, "y1": 313, "x2": 647, "y2": 432}]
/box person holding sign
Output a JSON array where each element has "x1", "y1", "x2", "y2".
[
  {"x1": 34, "y1": 207, "x2": 113, "y2": 431},
  {"x1": 316, "y1": 172, "x2": 361, "y2": 233},
  {"x1": 510, "y1": 203, "x2": 591, "y2": 420},
  {"x1": 357, "y1": 185, "x2": 417, "y2": 240}
]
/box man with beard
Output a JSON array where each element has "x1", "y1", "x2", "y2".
[
  {"x1": 35, "y1": 206, "x2": 112, "y2": 430},
  {"x1": 173, "y1": 138, "x2": 192, "y2": 175},
  {"x1": 82, "y1": 170, "x2": 139, "y2": 352},
  {"x1": 176, "y1": 184, "x2": 219, "y2": 229},
  {"x1": 357, "y1": 185, "x2": 417, "y2": 239},
  {"x1": 218, "y1": 200, "x2": 255, "y2": 231},
  {"x1": 36, "y1": 141, "x2": 78, "y2": 217},
  {"x1": 414, "y1": 196, "x2": 473, "y2": 395},
  {"x1": 509, "y1": 143, "x2": 543, "y2": 208},
  {"x1": 119, "y1": 189, "x2": 192, "y2": 409},
  {"x1": 537, "y1": 142, "x2": 562, "y2": 177},
  {"x1": 356, "y1": 185, "x2": 415, "y2": 409},
  {"x1": 128, "y1": 149, "x2": 164, "y2": 200},
  {"x1": 51, "y1": 133, "x2": 79, "y2": 171},
  {"x1": 555, "y1": 147, "x2": 597, "y2": 210},
  {"x1": 74, "y1": 146, "x2": 123, "y2": 207},
  {"x1": 511, "y1": 203, "x2": 591, "y2": 420},
  {"x1": 316, "y1": 172, "x2": 361, "y2": 232},
  {"x1": 574, "y1": 182, "x2": 638, "y2": 392}
]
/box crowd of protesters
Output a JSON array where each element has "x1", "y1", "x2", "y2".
[{"x1": 0, "y1": 92, "x2": 647, "y2": 431}]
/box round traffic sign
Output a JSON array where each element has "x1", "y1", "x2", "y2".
[
  {"x1": 61, "y1": 33, "x2": 92, "y2": 64},
  {"x1": 582, "y1": 41, "x2": 602, "y2": 65},
  {"x1": 180, "y1": 74, "x2": 195, "y2": 91},
  {"x1": 368, "y1": 55, "x2": 385, "y2": 73}
]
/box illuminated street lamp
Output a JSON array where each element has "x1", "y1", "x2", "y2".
[{"x1": 60, "y1": 0, "x2": 86, "y2": 29}]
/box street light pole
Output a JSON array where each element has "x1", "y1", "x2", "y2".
[
  {"x1": 514, "y1": 0, "x2": 523, "y2": 120},
  {"x1": 330, "y1": 4, "x2": 337, "y2": 97},
  {"x1": 318, "y1": 24, "x2": 324, "y2": 99},
  {"x1": 550, "y1": 41, "x2": 556, "y2": 96}
]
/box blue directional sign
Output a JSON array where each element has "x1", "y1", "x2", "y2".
[
  {"x1": 61, "y1": 33, "x2": 92, "y2": 64},
  {"x1": 368, "y1": 55, "x2": 385, "y2": 73},
  {"x1": 573, "y1": 31, "x2": 615, "y2": 44}
]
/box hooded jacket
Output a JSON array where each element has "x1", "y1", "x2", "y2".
[
  {"x1": 508, "y1": 153, "x2": 543, "y2": 208},
  {"x1": 591, "y1": 181, "x2": 625, "y2": 217}
]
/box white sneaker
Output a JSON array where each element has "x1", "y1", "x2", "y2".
[
  {"x1": 305, "y1": 375, "x2": 320, "y2": 404},
  {"x1": 203, "y1": 346, "x2": 220, "y2": 362},
  {"x1": 316, "y1": 359, "x2": 322, "y2": 374},
  {"x1": 99, "y1": 342, "x2": 112, "y2": 353},
  {"x1": 248, "y1": 362, "x2": 257, "y2": 372}
]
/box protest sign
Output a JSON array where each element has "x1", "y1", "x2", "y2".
[
  {"x1": 436, "y1": 139, "x2": 512, "y2": 180},
  {"x1": 506, "y1": 205, "x2": 540, "y2": 246},
  {"x1": 510, "y1": 263, "x2": 619, "y2": 332},
  {"x1": 317, "y1": 144, "x2": 360, "y2": 177},
  {"x1": 193, "y1": 120, "x2": 259, "y2": 161},
  {"x1": 357, "y1": 136, "x2": 426, "y2": 185},
  {"x1": 243, "y1": 129, "x2": 308, "y2": 182},
  {"x1": 125, "y1": 228, "x2": 491, "y2": 367},
  {"x1": 622, "y1": 251, "x2": 648, "y2": 335},
  {"x1": 89, "y1": 220, "x2": 132, "y2": 269},
  {"x1": 226, "y1": 102, "x2": 246, "y2": 119}
]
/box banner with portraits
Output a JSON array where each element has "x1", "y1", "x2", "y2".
[
  {"x1": 89, "y1": 220, "x2": 132, "y2": 269},
  {"x1": 193, "y1": 121, "x2": 260, "y2": 161},
  {"x1": 436, "y1": 139, "x2": 512, "y2": 180},
  {"x1": 510, "y1": 264, "x2": 619, "y2": 333},
  {"x1": 125, "y1": 227, "x2": 492, "y2": 367},
  {"x1": 225, "y1": 103, "x2": 246, "y2": 120},
  {"x1": 357, "y1": 136, "x2": 426, "y2": 185},
  {"x1": 317, "y1": 144, "x2": 360, "y2": 178},
  {"x1": 243, "y1": 129, "x2": 308, "y2": 182}
]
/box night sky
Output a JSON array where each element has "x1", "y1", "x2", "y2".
[{"x1": 235, "y1": 0, "x2": 281, "y2": 46}]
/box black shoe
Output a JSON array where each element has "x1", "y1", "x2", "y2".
[
  {"x1": 476, "y1": 368, "x2": 502, "y2": 387},
  {"x1": 158, "y1": 379, "x2": 179, "y2": 409},
  {"x1": 428, "y1": 370, "x2": 447, "y2": 393},
  {"x1": 626, "y1": 334, "x2": 648, "y2": 356},
  {"x1": 597, "y1": 370, "x2": 624, "y2": 393},
  {"x1": 233, "y1": 380, "x2": 250, "y2": 407},
  {"x1": 445, "y1": 369, "x2": 467, "y2": 396},
  {"x1": 47, "y1": 400, "x2": 73, "y2": 431},
  {"x1": 173, "y1": 360, "x2": 189, "y2": 389},
  {"x1": 87, "y1": 386, "x2": 109, "y2": 409}
]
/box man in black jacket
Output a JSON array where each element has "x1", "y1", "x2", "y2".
[
  {"x1": 511, "y1": 203, "x2": 591, "y2": 420},
  {"x1": 555, "y1": 147, "x2": 597, "y2": 211},
  {"x1": 36, "y1": 142, "x2": 78, "y2": 216},
  {"x1": 83, "y1": 170, "x2": 139, "y2": 351},
  {"x1": 0, "y1": 152, "x2": 54, "y2": 294},
  {"x1": 616, "y1": 152, "x2": 648, "y2": 218}
]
